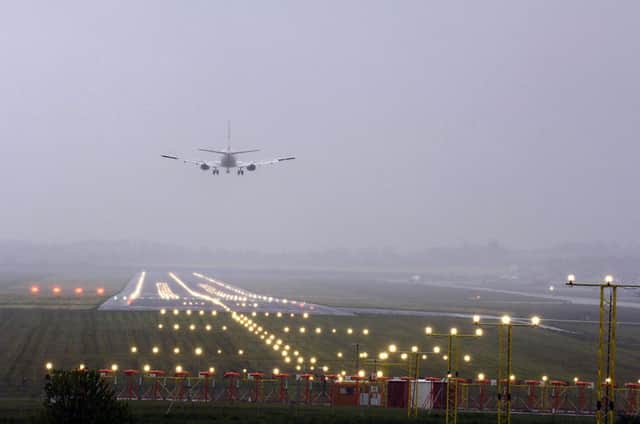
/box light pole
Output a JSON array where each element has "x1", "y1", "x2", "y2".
[
  {"x1": 425, "y1": 325, "x2": 481, "y2": 424},
  {"x1": 566, "y1": 274, "x2": 640, "y2": 424},
  {"x1": 474, "y1": 314, "x2": 540, "y2": 424},
  {"x1": 378, "y1": 345, "x2": 430, "y2": 417}
]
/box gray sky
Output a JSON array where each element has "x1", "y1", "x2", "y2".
[{"x1": 1, "y1": 1, "x2": 639, "y2": 252}]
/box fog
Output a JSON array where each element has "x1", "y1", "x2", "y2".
[{"x1": 1, "y1": 1, "x2": 639, "y2": 252}]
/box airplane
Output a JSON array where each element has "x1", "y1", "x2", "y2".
[{"x1": 161, "y1": 123, "x2": 295, "y2": 175}]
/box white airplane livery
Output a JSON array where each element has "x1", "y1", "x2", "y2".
[{"x1": 161, "y1": 123, "x2": 295, "y2": 175}]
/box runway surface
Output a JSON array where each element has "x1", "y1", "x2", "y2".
[{"x1": 98, "y1": 270, "x2": 351, "y2": 315}]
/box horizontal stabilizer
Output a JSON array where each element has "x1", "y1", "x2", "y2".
[
  {"x1": 230, "y1": 149, "x2": 260, "y2": 155},
  {"x1": 161, "y1": 154, "x2": 179, "y2": 160},
  {"x1": 278, "y1": 156, "x2": 296, "y2": 161},
  {"x1": 198, "y1": 148, "x2": 228, "y2": 154}
]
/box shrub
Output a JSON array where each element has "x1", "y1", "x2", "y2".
[{"x1": 41, "y1": 369, "x2": 134, "y2": 424}]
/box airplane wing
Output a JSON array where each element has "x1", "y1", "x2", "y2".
[
  {"x1": 161, "y1": 154, "x2": 220, "y2": 169},
  {"x1": 237, "y1": 156, "x2": 296, "y2": 170}
]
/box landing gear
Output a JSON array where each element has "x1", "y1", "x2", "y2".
[
  {"x1": 237, "y1": 169, "x2": 244, "y2": 175},
  {"x1": 212, "y1": 169, "x2": 219, "y2": 175}
]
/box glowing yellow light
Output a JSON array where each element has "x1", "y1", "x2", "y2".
[
  {"x1": 186, "y1": 310, "x2": 192, "y2": 315},
  {"x1": 130, "y1": 346, "x2": 138, "y2": 353},
  {"x1": 189, "y1": 324, "x2": 196, "y2": 331},
  {"x1": 443, "y1": 355, "x2": 448, "y2": 361},
  {"x1": 322, "y1": 366, "x2": 329, "y2": 372},
  {"x1": 450, "y1": 327, "x2": 458, "y2": 335},
  {"x1": 217, "y1": 349, "x2": 222, "y2": 354},
  {"x1": 143, "y1": 364, "x2": 150, "y2": 372},
  {"x1": 574, "y1": 377, "x2": 579, "y2": 383},
  {"x1": 357, "y1": 370, "x2": 365, "y2": 378},
  {"x1": 284, "y1": 327, "x2": 290, "y2": 333},
  {"x1": 332, "y1": 328, "x2": 336, "y2": 333},
  {"x1": 222, "y1": 325, "x2": 227, "y2": 331},
  {"x1": 567, "y1": 274, "x2": 576, "y2": 284},
  {"x1": 111, "y1": 364, "x2": 118, "y2": 372},
  {"x1": 379, "y1": 352, "x2": 388, "y2": 360},
  {"x1": 510, "y1": 374, "x2": 516, "y2": 381},
  {"x1": 433, "y1": 346, "x2": 441, "y2": 354},
  {"x1": 473, "y1": 315, "x2": 480, "y2": 324},
  {"x1": 501, "y1": 315, "x2": 511, "y2": 325},
  {"x1": 158, "y1": 323, "x2": 164, "y2": 329},
  {"x1": 79, "y1": 364, "x2": 85, "y2": 371},
  {"x1": 347, "y1": 328, "x2": 353, "y2": 334},
  {"x1": 273, "y1": 368, "x2": 280, "y2": 376},
  {"x1": 411, "y1": 346, "x2": 418, "y2": 353},
  {"x1": 531, "y1": 316, "x2": 541, "y2": 326},
  {"x1": 297, "y1": 357, "x2": 304, "y2": 364},
  {"x1": 176, "y1": 365, "x2": 183, "y2": 373},
  {"x1": 363, "y1": 328, "x2": 369, "y2": 335},
  {"x1": 284, "y1": 357, "x2": 291, "y2": 363},
  {"x1": 376, "y1": 370, "x2": 383, "y2": 378},
  {"x1": 173, "y1": 324, "x2": 180, "y2": 330},
  {"x1": 173, "y1": 347, "x2": 180, "y2": 354},
  {"x1": 238, "y1": 349, "x2": 244, "y2": 355},
  {"x1": 209, "y1": 367, "x2": 215, "y2": 373},
  {"x1": 160, "y1": 309, "x2": 166, "y2": 315},
  {"x1": 315, "y1": 327, "x2": 322, "y2": 334},
  {"x1": 388, "y1": 344, "x2": 397, "y2": 353},
  {"x1": 464, "y1": 354, "x2": 471, "y2": 362},
  {"x1": 605, "y1": 275, "x2": 614, "y2": 284},
  {"x1": 401, "y1": 353, "x2": 408, "y2": 360},
  {"x1": 173, "y1": 309, "x2": 179, "y2": 315},
  {"x1": 195, "y1": 347, "x2": 203, "y2": 356},
  {"x1": 337, "y1": 352, "x2": 343, "y2": 358},
  {"x1": 310, "y1": 357, "x2": 317, "y2": 364},
  {"x1": 542, "y1": 375, "x2": 548, "y2": 382},
  {"x1": 475, "y1": 328, "x2": 483, "y2": 336},
  {"x1": 478, "y1": 373, "x2": 485, "y2": 381},
  {"x1": 425, "y1": 326, "x2": 433, "y2": 335},
  {"x1": 152, "y1": 346, "x2": 159, "y2": 354},
  {"x1": 299, "y1": 327, "x2": 306, "y2": 333}
]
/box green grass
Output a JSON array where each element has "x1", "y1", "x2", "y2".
[
  {"x1": 2, "y1": 308, "x2": 640, "y2": 399},
  {"x1": 0, "y1": 399, "x2": 597, "y2": 424}
]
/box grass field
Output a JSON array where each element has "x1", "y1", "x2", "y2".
[
  {"x1": 1, "y1": 267, "x2": 640, "y2": 403},
  {"x1": 0, "y1": 400, "x2": 597, "y2": 424},
  {"x1": 2, "y1": 307, "x2": 640, "y2": 399}
]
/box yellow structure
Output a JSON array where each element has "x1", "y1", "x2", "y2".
[
  {"x1": 566, "y1": 274, "x2": 640, "y2": 424},
  {"x1": 425, "y1": 326, "x2": 481, "y2": 424},
  {"x1": 474, "y1": 314, "x2": 540, "y2": 424}
]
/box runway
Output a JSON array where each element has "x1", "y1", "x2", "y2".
[{"x1": 98, "y1": 270, "x2": 351, "y2": 315}]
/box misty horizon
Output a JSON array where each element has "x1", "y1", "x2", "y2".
[{"x1": 2, "y1": 1, "x2": 639, "y2": 252}]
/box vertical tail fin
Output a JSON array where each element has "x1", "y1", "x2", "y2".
[{"x1": 227, "y1": 120, "x2": 231, "y2": 152}]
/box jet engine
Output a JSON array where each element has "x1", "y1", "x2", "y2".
[
  {"x1": 200, "y1": 163, "x2": 210, "y2": 171},
  {"x1": 246, "y1": 163, "x2": 257, "y2": 171}
]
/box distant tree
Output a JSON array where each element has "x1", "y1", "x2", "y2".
[{"x1": 41, "y1": 369, "x2": 134, "y2": 424}]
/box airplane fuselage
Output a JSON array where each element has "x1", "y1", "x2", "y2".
[{"x1": 220, "y1": 153, "x2": 237, "y2": 170}]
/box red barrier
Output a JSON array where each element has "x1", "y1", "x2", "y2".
[
  {"x1": 275, "y1": 373, "x2": 290, "y2": 403},
  {"x1": 576, "y1": 381, "x2": 593, "y2": 413},
  {"x1": 249, "y1": 372, "x2": 264, "y2": 402},
  {"x1": 198, "y1": 371, "x2": 214, "y2": 401},
  {"x1": 524, "y1": 380, "x2": 540, "y2": 410},
  {"x1": 123, "y1": 370, "x2": 140, "y2": 400},
  {"x1": 224, "y1": 372, "x2": 241, "y2": 401}
]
